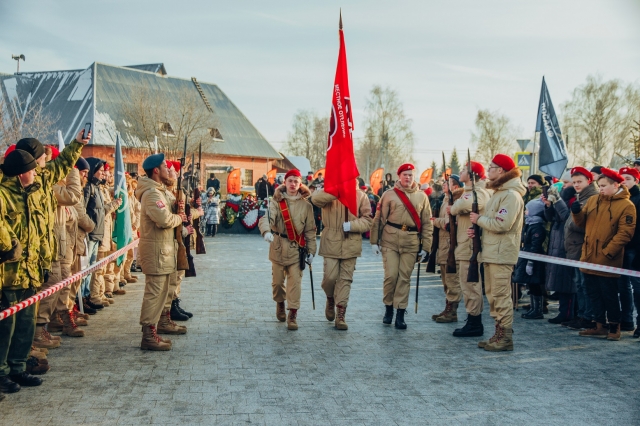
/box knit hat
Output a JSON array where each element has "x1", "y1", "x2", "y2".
[
  {"x1": 2, "y1": 149, "x2": 37, "y2": 177},
  {"x1": 75, "y1": 157, "x2": 90, "y2": 171},
  {"x1": 619, "y1": 167, "x2": 640, "y2": 181},
  {"x1": 634, "y1": 158, "x2": 640, "y2": 166},
  {"x1": 590, "y1": 165, "x2": 603, "y2": 175},
  {"x1": 561, "y1": 170, "x2": 572, "y2": 182},
  {"x1": 449, "y1": 174, "x2": 461, "y2": 187},
  {"x1": 491, "y1": 154, "x2": 516, "y2": 171},
  {"x1": 527, "y1": 174, "x2": 546, "y2": 186},
  {"x1": 16, "y1": 138, "x2": 45, "y2": 160},
  {"x1": 397, "y1": 163, "x2": 415, "y2": 175},
  {"x1": 599, "y1": 167, "x2": 624, "y2": 184},
  {"x1": 525, "y1": 199, "x2": 545, "y2": 225},
  {"x1": 570, "y1": 166, "x2": 592, "y2": 183},
  {"x1": 285, "y1": 169, "x2": 301, "y2": 180}
]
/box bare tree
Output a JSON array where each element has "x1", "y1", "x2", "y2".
[
  {"x1": 284, "y1": 109, "x2": 329, "y2": 170},
  {"x1": 356, "y1": 85, "x2": 415, "y2": 178},
  {"x1": 470, "y1": 109, "x2": 518, "y2": 165},
  {"x1": 561, "y1": 75, "x2": 640, "y2": 168},
  {"x1": 0, "y1": 97, "x2": 60, "y2": 148}
]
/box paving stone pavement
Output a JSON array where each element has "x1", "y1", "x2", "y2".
[{"x1": 1, "y1": 233, "x2": 639, "y2": 425}]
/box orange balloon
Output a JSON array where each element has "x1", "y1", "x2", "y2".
[{"x1": 227, "y1": 169, "x2": 242, "y2": 194}]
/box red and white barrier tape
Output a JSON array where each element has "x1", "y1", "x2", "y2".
[
  {"x1": 0, "y1": 240, "x2": 139, "y2": 321},
  {"x1": 518, "y1": 251, "x2": 640, "y2": 278}
]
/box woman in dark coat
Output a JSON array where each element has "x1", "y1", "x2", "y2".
[
  {"x1": 515, "y1": 199, "x2": 547, "y2": 319},
  {"x1": 542, "y1": 184, "x2": 576, "y2": 324}
]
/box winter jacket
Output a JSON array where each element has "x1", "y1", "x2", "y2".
[
  {"x1": 371, "y1": 181, "x2": 434, "y2": 255},
  {"x1": 625, "y1": 184, "x2": 640, "y2": 251},
  {"x1": 514, "y1": 221, "x2": 547, "y2": 284},
  {"x1": 0, "y1": 178, "x2": 47, "y2": 290},
  {"x1": 258, "y1": 185, "x2": 317, "y2": 266},
  {"x1": 476, "y1": 168, "x2": 526, "y2": 265},
  {"x1": 99, "y1": 185, "x2": 119, "y2": 252},
  {"x1": 311, "y1": 189, "x2": 372, "y2": 259},
  {"x1": 543, "y1": 195, "x2": 574, "y2": 293},
  {"x1": 84, "y1": 158, "x2": 106, "y2": 242},
  {"x1": 564, "y1": 183, "x2": 599, "y2": 260},
  {"x1": 433, "y1": 193, "x2": 451, "y2": 266},
  {"x1": 522, "y1": 185, "x2": 543, "y2": 206},
  {"x1": 73, "y1": 189, "x2": 95, "y2": 257},
  {"x1": 52, "y1": 168, "x2": 82, "y2": 262},
  {"x1": 0, "y1": 198, "x2": 16, "y2": 291},
  {"x1": 255, "y1": 179, "x2": 273, "y2": 200},
  {"x1": 450, "y1": 180, "x2": 492, "y2": 261},
  {"x1": 204, "y1": 196, "x2": 220, "y2": 225},
  {"x1": 135, "y1": 176, "x2": 183, "y2": 275},
  {"x1": 572, "y1": 186, "x2": 636, "y2": 278}
]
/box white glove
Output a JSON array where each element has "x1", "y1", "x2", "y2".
[
  {"x1": 526, "y1": 260, "x2": 533, "y2": 276},
  {"x1": 417, "y1": 250, "x2": 427, "y2": 262},
  {"x1": 264, "y1": 232, "x2": 274, "y2": 243},
  {"x1": 306, "y1": 254, "x2": 314, "y2": 264},
  {"x1": 372, "y1": 245, "x2": 381, "y2": 256},
  {"x1": 343, "y1": 222, "x2": 351, "y2": 232}
]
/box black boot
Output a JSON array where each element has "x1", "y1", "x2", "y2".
[
  {"x1": 83, "y1": 297, "x2": 103, "y2": 310},
  {"x1": 175, "y1": 298, "x2": 193, "y2": 318},
  {"x1": 130, "y1": 261, "x2": 137, "y2": 273},
  {"x1": 395, "y1": 309, "x2": 407, "y2": 329},
  {"x1": 76, "y1": 298, "x2": 96, "y2": 315},
  {"x1": 453, "y1": 314, "x2": 484, "y2": 337},
  {"x1": 383, "y1": 305, "x2": 393, "y2": 325},
  {"x1": 9, "y1": 372, "x2": 42, "y2": 387},
  {"x1": 0, "y1": 376, "x2": 20, "y2": 393},
  {"x1": 521, "y1": 294, "x2": 535, "y2": 318},
  {"x1": 548, "y1": 293, "x2": 574, "y2": 324},
  {"x1": 170, "y1": 299, "x2": 190, "y2": 321},
  {"x1": 522, "y1": 295, "x2": 544, "y2": 319}
]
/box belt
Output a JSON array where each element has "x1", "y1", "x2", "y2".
[
  {"x1": 271, "y1": 230, "x2": 289, "y2": 239},
  {"x1": 386, "y1": 221, "x2": 418, "y2": 232}
]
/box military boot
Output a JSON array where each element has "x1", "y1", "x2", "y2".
[
  {"x1": 26, "y1": 356, "x2": 49, "y2": 375},
  {"x1": 30, "y1": 347, "x2": 47, "y2": 360},
  {"x1": 521, "y1": 294, "x2": 534, "y2": 318},
  {"x1": 157, "y1": 309, "x2": 187, "y2": 335},
  {"x1": 287, "y1": 309, "x2": 298, "y2": 330},
  {"x1": 125, "y1": 276, "x2": 138, "y2": 283},
  {"x1": 175, "y1": 298, "x2": 193, "y2": 318},
  {"x1": 395, "y1": 309, "x2": 407, "y2": 329},
  {"x1": 170, "y1": 299, "x2": 190, "y2": 321},
  {"x1": 431, "y1": 301, "x2": 449, "y2": 321},
  {"x1": 60, "y1": 310, "x2": 85, "y2": 337},
  {"x1": 453, "y1": 314, "x2": 484, "y2": 337},
  {"x1": 484, "y1": 323, "x2": 513, "y2": 352},
  {"x1": 335, "y1": 305, "x2": 348, "y2": 330},
  {"x1": 478, "y1": 322, "x2": 500, "y2": 348},
  {"x1": 522, "y1": 295, "x2": 544, "y2": 319},
  {"x1": 71, "y1": 310, "x2": 88, "y2": 327},
  {"x1": 436, "y1": 302, "x2": 459, "y2": 323},
  {"x1": 73, "y1": 304, "x2": 90, "y2": 320},
  {"x1": 383, "y1": 305, "x2": 394, "y2": 325},
  {"x1": 33, "y1": 326, "x2": 61, "y2": 349},
  {"x1": 113, "y1": 288, "x2": 126, "y2": 295},
  {"x1": 325, "y1": 296, "x2": 336, "y2": 321},
  {"x1": 47, "y1": 312, "x2": 64, "y2": 332},
  {"x1": 607, "y1": 323, "x2": 621, "y2": 341},
  {"x1": 579, "y1": 322, "x2": 608, "y2": 337},
  {"x1": 141, "y1": 325, "x2": 172, "y2": 351},
  {"x1": 276, "y1": 302, "x2": 287, "y2": 322}
]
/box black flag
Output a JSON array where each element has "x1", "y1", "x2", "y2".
[{"x1": 535, "y1": 77, "x2": 568, "y2": 178}]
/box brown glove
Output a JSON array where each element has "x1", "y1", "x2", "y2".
[{"x1": 0, "y1": 238, "x2": 22, "y2": 264}]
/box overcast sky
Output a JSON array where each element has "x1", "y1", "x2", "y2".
[{"x1": 1, "y1": 0, "x2": 639, "y2": 171}]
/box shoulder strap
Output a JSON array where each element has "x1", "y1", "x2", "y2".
[
  {"x1": 279, "y1": 199, "x2": 306, "y2": 247},
  {"x1": 393, "y1": 188, "x2": 422, "y2": 233}
]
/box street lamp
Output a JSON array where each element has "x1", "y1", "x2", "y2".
[{"x1": 11, "y1": 54, "x2": 25, "y2": 73}]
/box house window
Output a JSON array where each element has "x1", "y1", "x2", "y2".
[
  {"x1": 159, "y1": 122, "x2": 175, "y2": 137},
  {"x1": 209, "y1": 128, "x2": 224, "y2": 141},
  {"x1": 125, "y1": 163, "x2": 138, "y2": 174},
  {"x1": 242, "y1": 169, "x2": 253, "y2": 187}
]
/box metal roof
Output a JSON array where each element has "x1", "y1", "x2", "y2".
[
  {"x1": 122, "y1": 63, "x2": 167, "y2": 75},
  {"x1": 0, "y1": 62, "x2": 281, "y2": 159}
]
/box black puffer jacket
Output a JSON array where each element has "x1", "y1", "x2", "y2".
[
  {"x1": 84, "y1": 157, "x2": 106, "y2": 242},
  {"x1": 514, "y1": 221, "x2": 547, "y2": 284}
]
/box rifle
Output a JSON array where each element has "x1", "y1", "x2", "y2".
[
  {"x1": 425, "y1": 198, "x2": 441, "y2": 273},
  {"x1": 306, "y1": 259, "x2": 316, "y2": 310},
  {"x1": 415, "y1": 254, "x2": 421, "y2": 313},
  {"x1": 175, "y1": 137, "x2": 190, "y2": 271},
  {"x1": 444, "y1": 152, "x2": 457, "y2": 273},
  {"x1": 467, "y1": 149, "x2": 481, "y2": 283},
  {"x1": 184, "y1": 153, "x2": 197, "y2": 277},
  {"x1": 193, "y1": 145, "x2": 206, "y2": 254}
]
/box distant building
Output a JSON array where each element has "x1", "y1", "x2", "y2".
[{"x1": 0, "y1": 62, "x2": 281, "y2": 195}]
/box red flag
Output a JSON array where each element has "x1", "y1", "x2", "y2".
[{"x1": 324, "y1": 12, "x2": 359, "y2": 216}]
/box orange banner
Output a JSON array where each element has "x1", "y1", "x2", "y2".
[
  {"x1": 370, "y1": 168, "x2": 384, "y2": 195},
  {"x1": 420, "y1": 168, "x2": 433, "y2": 185},
  {"x1": 314, "y1": 168, "x2": 325, "y2": 180},
  {"x1": 227, "y1": 169, "x2": 242, "y2": 194},
  {"x1": 266, "y1": 168, "x2": 277, "y2": 184}
]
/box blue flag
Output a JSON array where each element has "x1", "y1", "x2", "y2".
[
  {"x1": 112, "y1": 135, "x2": 132, "y2": 266},
  {"x1": 535, "y1": 77, "x2": 568, "y2": 178}
]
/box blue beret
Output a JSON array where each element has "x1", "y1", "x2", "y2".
[{"x1": 142, "y1": 153, "x2": 165, "y2": 170}]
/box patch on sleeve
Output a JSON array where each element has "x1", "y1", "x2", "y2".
[
  {"x1": 156, "y1": 200, "x2": 166, "y2": 209},
  {"x1": 626, "y1": 215, "x2": 633, "y2": 224},
  {"x1": 498, "y1": 208, "x2": 508, "y2": 215},
  {"x1": 463, "y1": 194, "x2": 471, "y2": 199},
  {"x1": 496, "y1": 217, "x2": 504, "y2": 222}
]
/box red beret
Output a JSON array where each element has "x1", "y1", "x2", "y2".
[
  {"x1": 600, "y1": 167, "x2": 624, "y2": 184},
  {"x1": 397, "y1": 163, "x2": 415, "y2": 175},
  {"x1": 47, "y1": 146, "x2": 59, "y2": 160},
  {"x1": 425, "y1": 187, "x2": 433, "y2": 196},
  {"x1": 570, "y1": 166, "x2": 592, "y2": 182},
  {"x1": 285, "y1": 169, "x2": 301, "y2": 180},
  {"x1": 491, "y1": 154, "x2": 516, "y2": 171},
  {"x1": 172, "y1": 161, "x2": 181, "y2": 172},
  {"x1": 103, "y1": 163, "x2": 110, "y2": 171},
  {"x1": 4, "y1": 144, "x2": 16, "y2": 158},
  {"x1": 360, "y1": 185, "x2": 367, "y2": 190},
  {"x1": 619, "y1": 167, "x2": 640, "y2": 181},
  {"x1": 165, "y1": 160, "x2": 173, "y2": 169},
  {"x1": 469, "y1": 161, "x2": 486, "y2": 179}
]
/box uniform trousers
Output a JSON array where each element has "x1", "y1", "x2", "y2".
[
  {"x1": 89, "y1": 250, "x2": 108, "y2": 303},
  {"x1": 439, "y1": 263, "x2": 461, "y2": 303},
  {"x1": 67, "y1": 256, "x2": 83, "y2": 310},
  {"x1": 165, "y1": 270, "x2": 185, "y2": 309},
  {"x1": 57, "y1": 246, "x2": 74, "y2": 312},
  {"x1": 458, "y1": 260, "x2": 484, "y2": 315},
  {"x1": 36, "y1": 261, "x2": 62, "y2": 324},
  {"x1": 140, "y1": 273, "x2": 176, "y2": 326},
  {"x1": 0, "y1": 288, "x2": 36, "y2": 377},
  {"x1": 272, "y1": 262, "x2": 303, "y2": 310},
  {"x1": 381, "y1": 247, "x2": 416, "y2": 309},
  {"x1": 484, "y1": 263, "x2": 514, "y2": 328},
  {"x1": 321, "y1": 257, "x2": 356, "y2": 308}
]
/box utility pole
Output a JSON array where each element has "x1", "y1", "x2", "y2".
[{"x1": 11, "y1": 54, "x2": 25, "y2": 73}]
